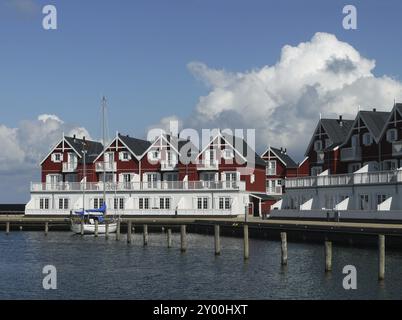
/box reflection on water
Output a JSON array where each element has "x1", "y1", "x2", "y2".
[{"x1": 0, "y1": 231, "x2": 401, "y2": 299}]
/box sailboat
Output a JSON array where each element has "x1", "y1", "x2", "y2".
[{"x1": 70, "y1": 97, "x2": 118, "y2": 234}]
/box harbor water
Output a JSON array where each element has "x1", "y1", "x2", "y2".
[{"x1": 0, "y1": 231, "x2": 402, "y2": 299}]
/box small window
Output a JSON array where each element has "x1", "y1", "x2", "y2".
[
  {"x1": 160, "y1": 197, "x2": 171, "y2": 209},
  {"x1": 314, "y1": 140, "x2": 323, "y2": 151},
  {"x1": 197, "y1": 197, "x2": 208, "y2": 210},
  {"x1": 40, "y1": 198, "x2": 50, "y2": 210},
  {"x1": 362, "y1": 133, "x2": 373, "y2": 146},
  {"x1": 114, "y1": 198, "x2": 124, "y2": 210},
  {"x1": 52, "y1": 153, "x2": 62, "y2": 163},
  {"x1": 139, "y1": 198, "x2": 149, "y2": 210},
  {"x1": 387, "y1": 129, "x2": 398, "y2": 142},
  {"x1": 58, "y1": 198, "x2": 69, "y2": 210},
  {"x1": 223, "y1": 149, "x2": 234, "y2": 159}
]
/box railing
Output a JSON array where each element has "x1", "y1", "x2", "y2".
[
  {"x1": 197, "y1": 160, "x2": 219, "y2": 170},
  {"x1": 285, "y1": 170, "x2": 402, "y2": 188},
  {"x1": 340, "y1": 146, "x2": 362, "y2": 161},
  {"x1": 392, "y1": 141, "x2": 402, "y2": 156},
  {"x1": 95, "y1": 162, "x2": 117, "y2": 172},
  {"x1": 62, "y1": 162, "x2": 78, "y2": 173},
  {"x1": 31, "y1": 180, "x2": 246, "y2": 192},
  {"x1": 161, "y1": 161, "x2": 178, "y2": 171},
  {"x1": 266, "y1": 186, "x2": 282, "y2": 195}
]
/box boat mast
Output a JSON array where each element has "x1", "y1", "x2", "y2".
[{"x1": 102, "y1": 96, "x2": 107, "y2": 208}]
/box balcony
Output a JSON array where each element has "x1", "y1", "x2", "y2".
[
  {"x1": 30, "y1": 180, "x2": 246, "y2": 192},
  {"x1": 197, "y1": 160, "x2": 219, "y2": 170},
  {"x1": 161, "y1": 161, "x2": 178, "y2": 171},
  {"x1": 340, "y1": 146, "x2": 362, "y2": 161},
  {"x1": 95, "y1": 162, "x2": 117, "y2": 172},
  {"x1": 62, "y1": 162, "x2": 78, "y2": 173},
  {"x1": 392, "y1": 141, "x2": 402, "y2": 156},
  {"x1": 285, "y1": 170, "x2": 402, "y2": 189},
  {"x1": 266, "y1": 186, "x2": 282, "y2": 195}
]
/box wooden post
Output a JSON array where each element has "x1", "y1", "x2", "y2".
[
  {"x1": 94, "y1": 220, "x2": 99, "y2": 237},
  {"x1": 116, "y1": 219, "x2": 121, "y2": 241},
  {"x1": 180, "y1": 225, "x2": 187, "y2": 252},
  {"x1": 281, "y1": 232, "x2": 288, "y2": 266},
  {"x1": 127, "y1": 221, "x2": 132, "y2": 244},
  {"x1": 244, "y1": 224, "x2": 249, "y2": 259},
  {"x1": 378, "y1": 235, "x2": 385, "y2": 280},
  {"x1": 167, "y1": 228, "x2": 172, "y2": 248},
  {"x1": 80, "y1": 220, "x2": 84, "y2": 235},
  {"x1": 6, "y1": 222, "x2": 10, "y2": 235},
  {"x1": 325, "y1": 241, "x2": 332, "y2": 272},
  {"x1": 105, "y1": 222, "x2": 109, "y2": 240},
  {"x1": 214, "y1": 225, "x2": 221, "y2": 255},
  {"x1": 45, "y1": 222, "x2": 49, "y2": 236},
  {"x1": 143, "y1": 224, "x2": 148, "y2": 246}
]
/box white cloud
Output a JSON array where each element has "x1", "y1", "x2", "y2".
[{"x1": 176, "y1": 32, "x2": 402, "y2": 161}]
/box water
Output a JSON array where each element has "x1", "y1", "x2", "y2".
[{"x1": 0, "y1": 231, "x2": 402, "y2": 299}]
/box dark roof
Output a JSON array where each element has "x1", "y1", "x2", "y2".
[
  {"x1": 359, "y1": 111, "x2": 390, "y2": 140},
  {"x1": 221, "y1": 133, "x2": 266, "y2": 167},
  {"x1": 118, "y1": 134, "x2": 151, "y2": 157},
  {"x1": 320, "y1": 118, "x2": 354, "y2": 145},
  {"x1": 270, "y1": 147, "x2": 298, "y2": 168},
  {"x1": 64, "y1": 136, "x2": 103, "y2": 163}
]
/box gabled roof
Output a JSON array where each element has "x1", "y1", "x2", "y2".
[
  {"x1": 378, "y1": 103, "x2": 402, "y2": 141},
  {"x1": 64, "y1": 136, "x2": 103, "y2": 163},
  {"x1": 341, "y1": 110, "x2": 390, "y2": 145},
  {"x1": 304, "y1": 117, "x2": 354, "y2": 156},
  {"x1": 118, "y1": 134, "x2": 151, "y2": 157},
  {"x1": 270, "y1": 147, "x2": 298, "y2": 168}
]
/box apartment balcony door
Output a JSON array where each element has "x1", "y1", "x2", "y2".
[
  {"x1": 224, "y1": 172, "x2": 238, "y2": 188},
  {"x1": 144, "y1": 173, "x2": 160, "y2": 189},
  {"x1": 46, "y1": 174, "x2": 62, "y2": 189},
  {"x1": 164, "y1": 172, "x2": 178, "y2": 189}
]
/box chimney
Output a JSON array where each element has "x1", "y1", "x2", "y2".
[
  {"x1": 339, "y1": 115, "x2": 343, "y2": 127},
  {"x1": 284, "y1": 148, "x2": 287, "y2": 154},
  {"x1": 83, "y1": 136, "x2": 86, "y2": 142},
  {"x1": 73, "y1": 134, "x2": 76, "y2": 142},
  {"x1": 373, "y1": 108, "x2": 377, "y2": 112}
]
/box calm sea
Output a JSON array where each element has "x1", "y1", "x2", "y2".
[{"x1": 0, "y1": 231, "x2": 401, "y2": 299}]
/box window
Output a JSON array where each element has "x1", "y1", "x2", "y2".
[
  {"x1": 197, "y1": 197, "x2": 208, "y2": 210},
  {"x1": 223, "y1": 149, "x2": 234, "y2": 159},
  {"x1": 377, "y1": 195, "x2": 388, "y2": 205},
  {"x1": 58, "y1": 198, "x2": 69, "y2": 210},
  {"x1": 359, "y1": 195, "x2": 369, "y2": 210},
  {"x1": 218, "y1": 197, "x2": 231, "y2": 209},
  {"x1": 40, "y1": 198, "x2": 50, "y2": 210},
  {"x1": 362, "y1": 133, "x2": 373, "y2": 146},
  {"x1": 139, "y1": 198, "x2": 149, "y2": 210},
  {"x1": 266, "y1": 160, "x2": 276, "y2": 175},
  {"x1": 348, "y1": 163, "x2": 361, "y2": 173},
  {"x1": 160, "y1": 197, "x2": 171, "y2": 209},
  {"x1": 314, "y1": 140, "x2": 323, "y2": 151},
  {"x1": 148, "y1": 150, "x2": 160, "y2": 161},
  {"x1": 114, "y1": 198, "x2": 124, "y2": 210},
  {"x1": 93, "y1": 198, "x2": 104, "y2": 209},
  {"x1": 52, "y1": 153, "x2": 62, "y2": 163},
  {"x1": 387, "y1": 129, "x2": 398, "y2": 142},
  {"x1": 351, "y1": 135, "x2": 359, "y2": 148},
  {"x1": 382, "y1": 160, "x2": 398, "y2": 171},
  {"x1": 120, "y1": 152, "x2": 131, "y2": 161}
]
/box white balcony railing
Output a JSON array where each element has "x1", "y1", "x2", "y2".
[
  {"x1": 340, "y1": 146, "x2": 362, "y2": 161},
  {"x1": 266, "y1": 186, "x2": 282, "y2": 195},
  {"x1": 95, "y1": 162, "x2": 117, "y2": 172},
  {"x1": 62, "y1": 162, "x2": 78, "y2": 173},
  {"x1": 392, "y1": 141, "x2": 402, "y2": 156},
  {"x1": 30, "y1": 180, "x2": 246, "y2": 192},
  {"x1": 197, "y1": 160, "x2": 219, "y2": 170},
  {"x1": 285, "y1": 170, "x2": 402, "y2": 189}
]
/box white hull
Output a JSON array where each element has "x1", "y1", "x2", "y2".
[{"x1": 71, "y1": 222, "x2": 117, "y2": 234}]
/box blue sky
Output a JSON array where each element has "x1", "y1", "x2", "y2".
[
  {"x1": 1, "y1": 0, "x2": 402, "y2": 137},
  {"x1": 2, "y1": 0, "x2": 402, "y2": 202}
]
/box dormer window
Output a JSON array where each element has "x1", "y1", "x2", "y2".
[
  {"x1": 387, "y1": 129, "x2": 398, "y2": 143},
  {"x1": 314, "y1": 140, "x2": 323, "y2": 152},
  {"x1": 119, "y1": 151, "x2": 131, "y2": 161},
  {"x1": 223, "y1": 149, "x2": 234, "y2": 159},
  {"x1": 148, "y1": 150, "x2": 160, "y2": 161},
  {"x1": 363, "y1": 133, "x2": 373, "y2": 146}
]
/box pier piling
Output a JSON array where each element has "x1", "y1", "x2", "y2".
[
  {"x1": 6, "y1": 222, "x2": 10, "y2": 235},
  {"x1": 45, "y1": 222, "x2": 49, "y2": 236},
  {"x1": 80, "y1": 221, "x2": 84, "y2": 235},
  {"x1": 379, "y1": 235, "x2": 385, "y2": 280},
  {"x1": 105, "y1": 222, "x2": 109, "y2": 239},
  {"x1": 94, "y1": 220, "x2": 99, "y2": 237},
  {"x1": 325, "y1": 241, "x2": 332, "y2": 272},
  {"x1": 143, "y1": 224, "x2": 148, "y2": 246},
  {"x1": 244, "y1": 224, "x2": 249, "y2": 260},
  {"x1": 167, "y1": 228, "x2": 172, "y2": 248},
  {"x1": 281, "y1": 232, "x2": 288, "y2": 266},
  {"x1": 214, "y1": 225, "x2": 221, "y2": 255},
  {"x1": 127, "y1": 221, "x2": 132, "y2": 244},
  {"x1": 180, "y1": 225, "x2": 187, "y2": 252},
  {"x1": 116, "y1": 220, "x2": 121, "y2": 241}
]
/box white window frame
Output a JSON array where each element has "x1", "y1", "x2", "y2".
[
  {"x1": 387, "y1": 128, "x2": 398, "y2": 143},
  {"x1": 362, "y1": 133, "x2": 373, "y2": 146},
  {"x1": 314, "y1": 140, "x2": 323, "y2": 152},
  {"x1": 266, "y1": 160, "x2": 276, "y2": 176}
]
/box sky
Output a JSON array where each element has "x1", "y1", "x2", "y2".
[{"x1": 1, "y1": 0, "x2": 402, "y2": 202}]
